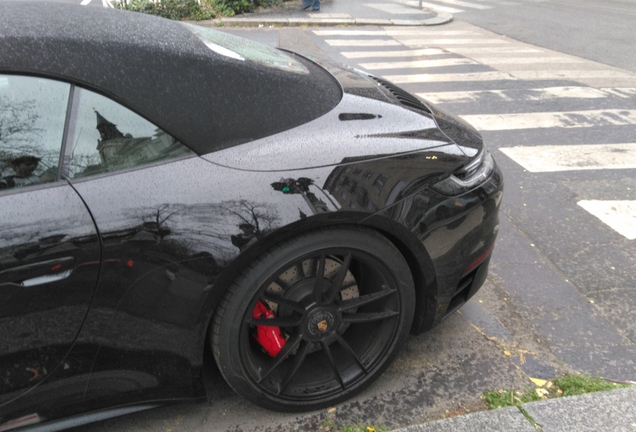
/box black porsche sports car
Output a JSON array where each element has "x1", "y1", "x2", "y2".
[{"x1": 0, "y1": 2, "x2": 503, "y2": 429}]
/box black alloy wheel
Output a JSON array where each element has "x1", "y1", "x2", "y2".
[{"x1": 211, "y1": 227, "x2": 415, "y2": 412}]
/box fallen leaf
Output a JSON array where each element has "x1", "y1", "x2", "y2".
[
  {"x1": 535, "y1": 388, "x2": 549, "y2": 397},
  {"x1": 327, "y1": 407, "x2": 336, "y2": 414},
  {"x1": 530, "y1": 378, "x2": 547, "y2": 387}
]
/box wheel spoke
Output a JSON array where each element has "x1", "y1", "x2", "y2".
[
  {"x1": 262, "y1": 293, "x2": 306, "y2": 314},
  {"x1": 341, "y1": 310, "x2": 399, "y2": 323},
  {"x1": 257, "y1": 334, "x2": 303, "y2": 383},
  {"x1": 338, "y1": 288, "x2": 396, "y2": 312},
  {"x1": 246, "y1": 315, "x2": 303, "y2": 327},
  {"x1": 276, "y1": 340, "x2": 311, "y2": 395},
  {"x1": 334, "y1": 333, "x2": 368, "y2": 374},
  {"x1": 295, "y1": 262, "x2": 306, "y2": 280},
  {"x1": 273, "y1": 277, "x2": 289, "y2": 290},
  {"x1": 305, "y1": 257, "x2": 317, "y2": 277},
  {"x1": 321, "y1": 341, "x2": 345, "y2": 389},
  {"x1": 312, "y1": 252, "x2": 326, "y2": 303},
  {"x1": 341, "y1": 280, "x2": 358, "y2": 290},
  {"x1": 325, "y1": 252, "x2": 352, "y2": 303}
]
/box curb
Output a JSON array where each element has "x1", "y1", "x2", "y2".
[{"x1": 200, "y1": 11, "x2": 452, "y2": 27}]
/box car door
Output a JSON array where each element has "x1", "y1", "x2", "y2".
[{"x1": 0, "y1": 75, "x2": 100, "y2": 408}]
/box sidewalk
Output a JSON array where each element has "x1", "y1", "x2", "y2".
[
  {"x1": 395, "y1": 386, "x2": 636, "y2": 431},
  {"x1": 212, "y1": 0, "x2": 453, "y2": 27}
]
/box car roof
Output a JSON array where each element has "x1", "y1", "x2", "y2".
[{"x1": 0, "y1": 1, "x2": 341, "y2": 154}]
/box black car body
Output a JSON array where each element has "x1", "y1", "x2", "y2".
[{"x1": 0, "y1": 2, "x2": 503, "y2": 429}]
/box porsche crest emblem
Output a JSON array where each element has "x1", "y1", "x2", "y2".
[{"x1": 317, "y1": 320, "x2": 329, "y2": 333}]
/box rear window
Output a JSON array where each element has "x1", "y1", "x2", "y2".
[{"x1": 184, "y1": 24, "x2": 309, "y2": 75}]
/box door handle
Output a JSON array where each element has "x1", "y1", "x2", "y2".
[{"x1": 0, "y1": 257, "x2": 76, "y2": 287}]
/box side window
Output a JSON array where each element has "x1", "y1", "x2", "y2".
[
  {"x1": 64, "y1": 87, "x2": 193, "y2": 179},
  {"x1": 0, "y1": 75, "x2": 69, "y2": 192}
]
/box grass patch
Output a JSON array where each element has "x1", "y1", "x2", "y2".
[
  {"x1": 484, "y1": 375, "x2": 632, "y2": 410},
  {"x1": 116, "y1": 0, "x2": 294, "y2": 20},
  {"x1": 552, "y1": 375, "x2": 627, "y2": 397},
  {"x1": 483, "y1": 388, "x2": 542, "y2": 409},
  {"x1": 342, "y1": 425, "x2": 386, "y2": 432}
]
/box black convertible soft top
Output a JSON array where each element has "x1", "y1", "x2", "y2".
[{"x1": 0, "y1": 2, "x2": 342, "y2": 154}]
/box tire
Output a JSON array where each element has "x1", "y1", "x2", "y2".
[{"x1": 211, "y1": 226, "x2": 415, "y2": 412}]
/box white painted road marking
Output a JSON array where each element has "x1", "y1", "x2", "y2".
[
  {"x1": 340, "y1": 48, "x2": 447, "y2": 59},
  {"x1": 417, "y1": 2, "x2": 464, "y2": 13},
  {"x1": 80, "y1": 0, "x2": 92, "y2": 5},
  {"x1": 398, "y1": 38, "x2": 509, "y2": 45},
  {"x1": 499, "y1": 144, "x2": 636, "y2": 172},
  {"x1": 447, "y1": 46, "x2": 543, "y2": 54},
  {"x1": 577, "y1": 201, "x2": 636, "y2": 240},
  {"x1": 418, "y1": 87, "x2": 614, "y2": 104},
  {"x1": 473, "y1": 57, "x2": 587, "y2": 65},
  {"x1": 325, "y1": 39, "x2": 401, "y2": 47},
  {"x1": 511, "y1": 70, "x2": 636, "y2": 80},
  {"x1": 385, "y1": 71, "x2": 516, "y2": 83},
  {"x1": 461, "y1": 110, "x2": 636, "y2": 131},
  {"x1": 602, "y1": 88, "x2": 636, "y2": 98},
  {"x1": 424, "y1": 0, "x2": 492, "y2": 9},
  {"x1": 360, "y1": 58, "x2": 477, "y2": 70},
  {"x1": 313, "y1": 30, "x2": 481, "y2": 36}
]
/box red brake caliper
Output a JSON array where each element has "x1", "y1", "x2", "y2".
[{"x1": 252, "y1": 300, "x2": 286, "y2": 358}]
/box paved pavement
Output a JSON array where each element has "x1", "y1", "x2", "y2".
[
  {"x1": 197, "y1": 1, "x2": 636, "y2": 431},
  {"x1": 211, "y1": 0, "x2": 453, "y2": 26},
  {"x1": 396, "y1": 386, "x2": 636, "y2": 432}
]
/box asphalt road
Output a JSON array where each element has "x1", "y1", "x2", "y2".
[{"x1": 442, "y1": 0, "x2": 636, "y2": 73}]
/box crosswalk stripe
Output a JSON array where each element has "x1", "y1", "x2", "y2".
[
  {"x1": 473, "y1": 57, "x2": 587, "y2": 65},
  {"x1": 397, "y1": 39, "x2": 509, "y2": 45},
  {"x1": 427, "y1": 0, "x2": 492, "y2": 9},
  {"x1": 313, "y1": 30, "x2": 481, "y2": 36},
  {"x1": 511, "y1": 70, "x2": 636, "y2": 80},
  {"x1": 577, "y1": 200, "x2": 636, "y2": 240},
  {"x1": 360, "y1": 58, "x2": 477, "y2": 70},
  {"x1": 602, "y1": 88, "x2": 636, "y2": 98},
  {"x1": 461, "y1": 110, "x2": 636, "y2": 131},
  {"x1": 499, "y1": 144, "x2": 636, "y2": 172},
  {"x1": 340, "y1": 48, "x2": 447, "y2": 59},
  {"x1": 418, "y1": 1, "x2": 464, "y2": 13},
  {"x1": 417, "y1": 87, "x2": 611, "y2": 104},
  {"x1": 384, "y1": 71, "x2": 516, "y2": 83},
  {"x1": 325, "y1": 39, "x2": 401, "y2": 47},
  {"x1": 447, "y1": 47, "x2": 543, "y2": 54}
]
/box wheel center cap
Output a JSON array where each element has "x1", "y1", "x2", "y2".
[{"x1": 307, "y1": 310, "x2": 335, "y2": 336}]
